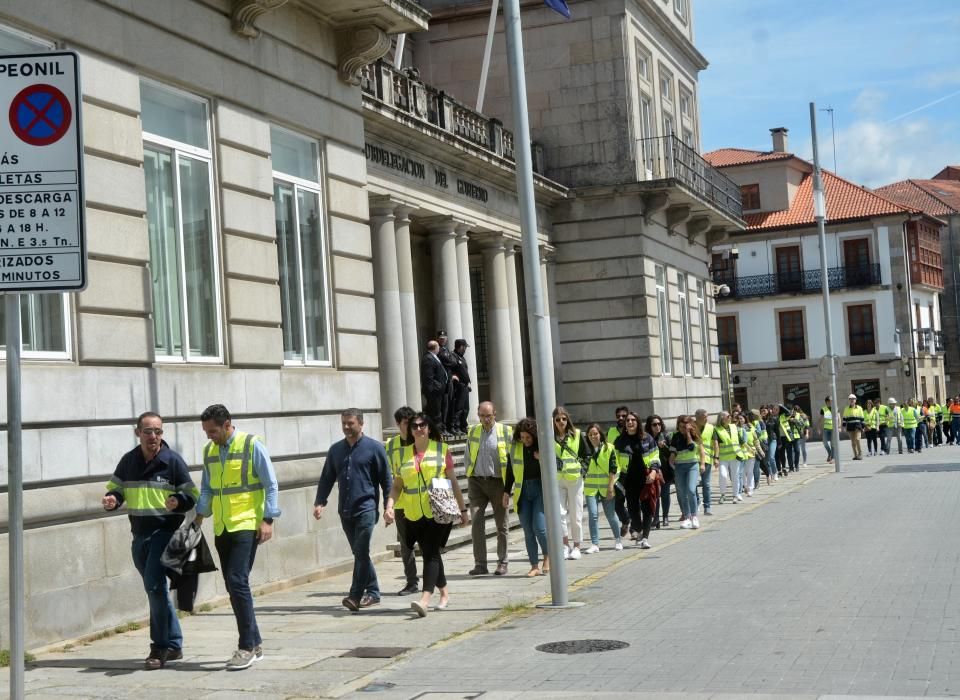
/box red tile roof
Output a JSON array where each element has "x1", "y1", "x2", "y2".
[
  {"x1": 741, "y1": 171, "x2": 913, "y2": 232},
  {"x1": 874, "y1": 180, "x2": 960, "y2": 218},
  {"x1": 703, "y1": 148, "x2": 794, "y2": 168},
  {"x1": 933, "y1": 165, "x2": 960, "y2": 181}
]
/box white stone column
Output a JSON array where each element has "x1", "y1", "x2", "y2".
[
  {"x1": 394, "y1": 204, "x2": 420, "y2": 409},
  {"x1": 455, "y1": 224, "x2": 480, "y2": 420},
  {"x1": 370, "y1": 201, "x2": 406, "y2": 423},
  {"x1": 504, "y1": 243, "x2": 527, "y2": 417},
  {"x1": 543, "y1": 247, "x2": 563, "y2": 406},
  {"x1": 429, "y1": 219, "x2": 463, "y2": 340},
  {"x1": 482, "y1": 237, "x2": 517, "y2": 420}
]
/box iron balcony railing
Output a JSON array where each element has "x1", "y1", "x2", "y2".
[
  {"x1": 637, "y1": 134, "x2": 744, "y2": 221},
  {"x1": 917, "y1": 328, "x2": 946, "y2": 353},
  {"x1": 936, "y1": 330, "x2": 945, "y2": 352},
  {"x1": 713, "y1": 263, "x2": 882, "y2": 300},
  {"x1": 360, "y1": 60, "x2": 524, "y2": 165}
]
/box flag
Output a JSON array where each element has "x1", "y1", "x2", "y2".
[{"x1": 544, "y1": 0, "x2": 571, "y2": 19}]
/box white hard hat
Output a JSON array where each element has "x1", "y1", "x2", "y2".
[
  {"x1": 848, "y1": 393, "x2": 857, "y2": 400},
  {"x1": 888, "y1": 397, "x2": 897, "y2": 404}
]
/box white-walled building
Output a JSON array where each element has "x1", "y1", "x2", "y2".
[{"x1": 705, "y1": 130, "x2": 946, "y2": 418}]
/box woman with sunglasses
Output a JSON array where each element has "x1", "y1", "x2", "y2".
[
  {"x1": 714, "y1": 411, "x2": 744, "y2": 503},
  {"x1": 503, "y1": 418, "x2": 549, "y2": 576},
  {"x1": 669, "y1": 415, "x2": 703, "y2": 529},
  {"x1": 582, "y1": 423, "x2": 622, "y2": 552},
  {"x1": 614, "y1": 412, "x2": 660, "y2": 548},
  {"x1": 384, "y1": 413, "x2": 468, "y2": 617},
  {"x1": 552, "y1": 407, "x2": 587, "y2": 560},
  {"x1": 645, "y1": 415, "x2": 673, "y2": 528}
]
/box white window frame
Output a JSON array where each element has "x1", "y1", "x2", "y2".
[
  {"x1": 635, "y1": 39, "x2": 651, "y2": 84},
  {"x1": 141, "y1": 79, "x2": 223, "y2": 364},
  {"x1": 271, "y1": 125, "x2": 333, "y2": 367},
  {"x1": 656, "y1": 265, "x2": 672, "y2": 375},
  {"x1": 638, "y1": 91, "x2": 655, "y2": 179},
  {"x1": 674, "y1": 0, "x2": 687, "y2": 22},
  {"x1": 0, "y1": 24, "x2": 72, "y2": 361},
  {"x1": 659, "y1": 65, "x2": 674, "y2": 106},
  {"x1": 679, "y1": 86, "x2": 692, "y2": 118},
  {"x1": 696, "y1": 280, "x2": 710, "y2": 377},
  {"x1": 678, "y1": 274, "x2": 693, "y2": 376}
]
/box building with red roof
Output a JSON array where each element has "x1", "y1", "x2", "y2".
[
  {"x1": 702, "y1": 129, "x2": 945, "y2": 418},
  {"x1": 876, "y1": 175, "x2": 960, "y2": 396}
]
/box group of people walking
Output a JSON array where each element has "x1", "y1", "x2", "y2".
[{"x1": 104, "y1": 389, "x2": 949, "y2": 673}]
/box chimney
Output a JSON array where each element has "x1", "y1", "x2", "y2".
[{"x1": 770, "y1": 127, "x2": 789, "y2": 153}]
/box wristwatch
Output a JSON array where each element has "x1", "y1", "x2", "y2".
[{"x1": 262, "y1": 517, "x2": 274, "y2": 524}]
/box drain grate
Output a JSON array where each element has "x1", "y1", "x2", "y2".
[
  {"x1": 878, "y1": 464, "x2": 960, "y2": 474},
  {"x1": 341, "y1": 646, "x2": 409, "y2": 658},
  {"x1": 536, "y1": 639, "x2": 629, "y2": 654},
  {"x1": 844, "y1": 475, "x2": 873, "y2": 479}
]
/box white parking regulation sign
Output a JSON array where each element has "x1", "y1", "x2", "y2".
[{"x1": 0, "y1": 51, "x2": 85, "y2": 292}]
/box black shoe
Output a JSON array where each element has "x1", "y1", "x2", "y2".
[
  {"x1": 468, "y1": 566, "x2": 489, "y2": 576},
  {"x1": 164, "y1": 648, "x2": 183, "y2": 663},
  {"x1": 398, "y1": 582, "x2": 419, "y2": 596},
  {"x1": 342, "y1": 596, "x2": 360, "y2": 611}
]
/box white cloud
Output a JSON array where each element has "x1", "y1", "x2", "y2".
[
  {"x1": 923, "y1": 68, "x2": 960, "y2": 89},
  {"x1": 804, "y1": 118, "x2": 960, "y2": 188},
  {"x1": 852, "y1": 87, "x2": 887, "y2": 116}
]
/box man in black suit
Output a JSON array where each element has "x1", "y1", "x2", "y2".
[
  {"x1": 450, "y1": 339, "x2": 472, "y2": 435},
  {"x1": 420, "y1": 340, "x2": 448, "y2": 433},
  {"x1": 436, "y1": 331, "x2": 457, "y2": 437}
]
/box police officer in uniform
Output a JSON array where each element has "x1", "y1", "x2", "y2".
[{"x1": 450, "y1": 339, "x2": 472, "y2": 436}]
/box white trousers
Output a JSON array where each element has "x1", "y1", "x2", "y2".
[
  {"x1": 743, "y1": 457, "x2": 755, "y2": 494},
  {"x1": 557, "y1": 477, "x2": 584, "y2": 543}
]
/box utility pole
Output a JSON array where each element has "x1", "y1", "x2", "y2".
[
  {"x1": 502, "y1": 0, "x2": 578, "y2": 607},
  {"x1": 811, "y1": 103, "x2": 841, "y2": 473}
]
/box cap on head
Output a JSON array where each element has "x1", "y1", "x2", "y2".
[
  {"x1": 888, "y1": 397, "x2": 897, "y2": 404},
  {"x1": 848, "y1": 394, "x2": 857, "y2": 400},
  {"x1": 436, "y1": 329, "x2": 447, "y2": 337},
  {"x1": 454, "y1": 338, "x2": 469, "y2": 348}
]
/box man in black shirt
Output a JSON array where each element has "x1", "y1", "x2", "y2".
[
  {"x1": 102, "y1": 412, "x2": 198, "y2": 670},
  {"x1": 450, "y1": 339, "x2": 472, "y2": 435}
]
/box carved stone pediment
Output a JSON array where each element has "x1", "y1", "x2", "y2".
[
  {"x1": 337, "y1": 25, "x2": 393, "y2": 85},
  {"x1": 231, "y1": 0, "x2": 290, "y2": 38}
]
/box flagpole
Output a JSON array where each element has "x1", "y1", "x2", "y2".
[
  {"x1": 476, "y1": 0, "x2": 500, "y2": 112},
  {"x1": 502, "y1": 0, "x2": 578, "y2": 608}
]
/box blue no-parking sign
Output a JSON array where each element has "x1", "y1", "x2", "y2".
[{"x1": 0, "y1": 51, "x2": 85, "y2": 292}]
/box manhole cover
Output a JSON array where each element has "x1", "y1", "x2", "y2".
[
  {"x1": 878, "y1": 464, "x2": 960, "y2": 474},
  {"x1": 341, "y1": 646, "x2": 409, "y2": 658},
  {"x1": 535, "y1": 639, "x2": 629, "y2": 654}
]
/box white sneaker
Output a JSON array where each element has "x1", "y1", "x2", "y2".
[
  {"x1": 585, "y1": 544, "x2": 600, "y2": 554},
  {"x1": 680, "y1": 519, "x2": 693, "y2": 529},
  {"x1": 639, "y1": 538, "x2": 651, "y2": 549},
  {"x1": 614, "y1": 542, "x2": 624, "y2": 550},
  {"x1": 569, "y1": 546, "x2": 581, "y2": 560},
  {"x1": 735, "y1": 494, "x2": 743, "y2": 502},
  {"x1": 746, "y1": 490, "x2": 753, "y2": 497},
  {"x1": 774, "y1": 475, "x2": 779, "y2": 481},
  {"x1": 563, "y1": 543, "x2": 572, "y2": 560},
  {"x1": 691, "y1": 516, "x2": 700, "y2": 529}
]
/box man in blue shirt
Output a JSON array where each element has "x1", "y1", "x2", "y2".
[
  {"x1": 314, "y1": 408, "x2": 392, "y2": 612},
  {"x1": 195, "y1": 404, "x2": 281, "y2": 671}
]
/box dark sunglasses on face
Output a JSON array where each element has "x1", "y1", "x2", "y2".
[{"x1": 412, "y1": 423, "x2": 428, "y2": 430}]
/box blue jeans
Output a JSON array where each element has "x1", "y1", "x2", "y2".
[
  {"x1": 674, "y1": 462, "x2": 698, "y2": 519},
  {"x1": 132, "y1": 529, "x2": 182, "y2": 651},
  {"x1": 214, "y1": 529, "x2": 261, "y2": 651},
  {"x1": 585, "y1": 492, "x2": 621, "y2": 545},
  {"x1": 517, "y1": 480, "x2": 547, "y2": 567},
  {"x1": 952, "y1": 417, "x2": 960, "y2": 444},
  {"x1": 905, "y1": 427, "x2": 916, "y2": 451},
  {"x1": 822, "y1": 429, "x2": 833, "y2": 459},
  {"x1": 700, "y1": 461, "x2": 712, "y2": 512},
  {"x1": 341, "y1": 509, "x2": 380, "y2": 602},
  {"x1": 799, "y1": 437, "x2": 807, "y2": 463},
  {"x1": 766, "y1": 437, "x2": 778, "y2": 475}
]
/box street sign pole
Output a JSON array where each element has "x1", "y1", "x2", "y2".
[
  {"x1": 6, "y1": 292, "x2": 23, "y2": 700},
  {"x1": 810, "y1": 103, "x2": 841, "y2": 473}
]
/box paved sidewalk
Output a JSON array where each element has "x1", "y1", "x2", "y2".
[{"x1": 4, "y1": 441, "x2": 929, "y2": 699}]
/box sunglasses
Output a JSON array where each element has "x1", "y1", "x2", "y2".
[
  {"x1": 139, "y1": 428, "x2": 163, "y2": 435},
  {"x1": 412, "y1": 423, "x2": 428, "y2": 430},
  {"x1": 650, "y1": 421, "x2": 661, "y2": 426}
]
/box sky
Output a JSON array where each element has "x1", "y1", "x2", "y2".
[{"x1": 695, "y1": 0, "x2": 960, "y2": 188}]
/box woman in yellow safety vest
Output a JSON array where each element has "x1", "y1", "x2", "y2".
[
  {"x1": 502, "y1": 418, "x2": 548, "y2": 577},
  {"x1": 614, "y1": 412, "x2": 661, "y2": 548},
  {"x1": 669, "y1": 415, "x2": 704, "y2": 529},
  {"x1": 715, "y1": 411, "x2": 744, "y2": 503},
  {"x1": 863, "y1": 399, "x2": 879, "y2": 457},
  {"x1": 385, "y1": 413, "x2": 468, "y2": 617},
  {"x1": 552, "y1": 406, "x2": 588, "y2": 560},
  {"x1": 582, "y1": 423, "x2": 622, "y2": 553}
]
